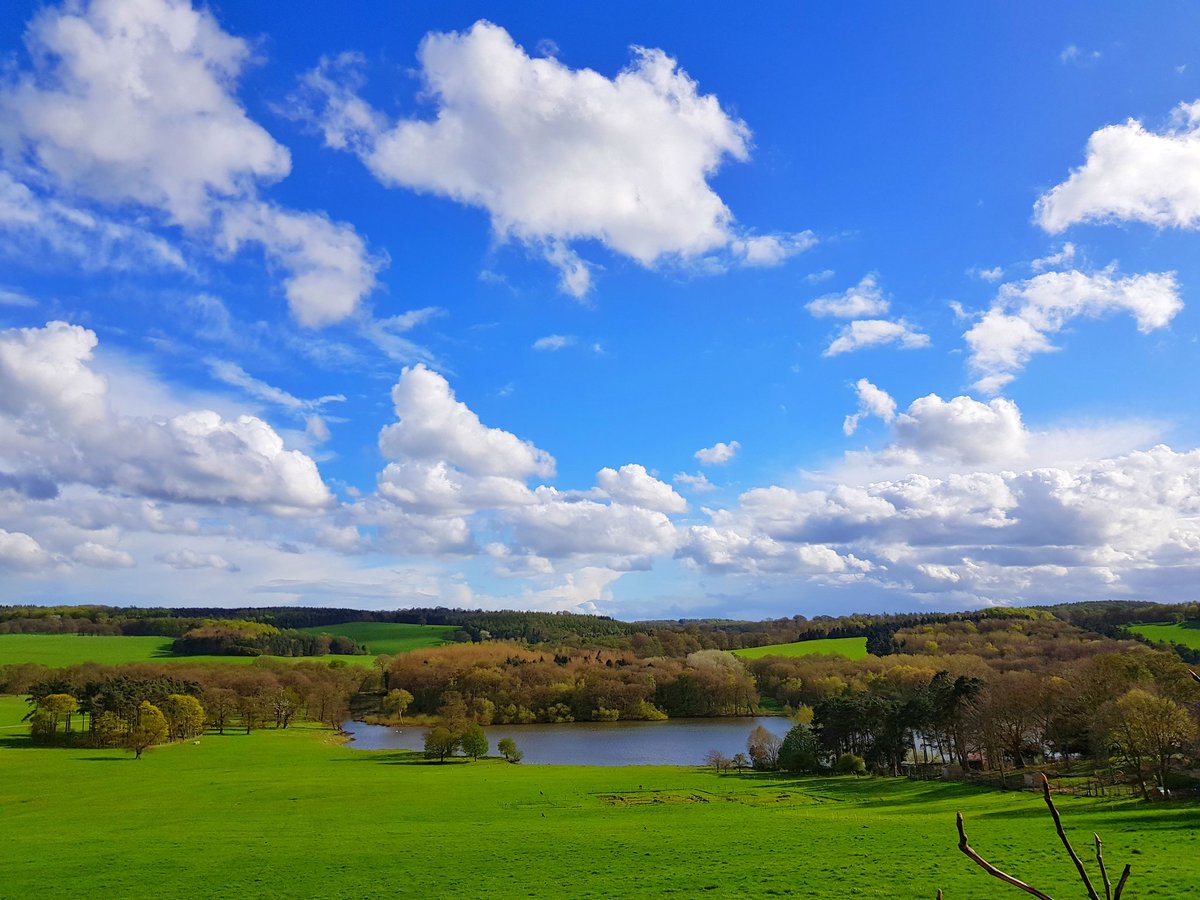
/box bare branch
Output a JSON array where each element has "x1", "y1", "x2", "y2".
[
  {"x1": 1040, "y1": 774, "x2": 1100, "y2": 900},
  {"x1": 1190, "y1": 669, "x2": 1200, "y2": 685},
  {"x1": 1094, "y1": 834, "x2": 1111, "y2": 900},
  {"x1": 1113, "y1": 865, "x2": 1131, "y2": 900},
  {"x1": 956, "y1": 811, "x2": 1055, "y2": 900}
]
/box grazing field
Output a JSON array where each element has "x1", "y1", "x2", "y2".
[
  {"x1": 296, "y1": 621, "x2": 456, "y2": 655},
  {"x1": 0, "y1": 633, "x2": 178, "y2": 666},
  {"x1": 1128, "y1": 620, "x2": 1200, "y2": 650},
  {"x1": 2, "y1": 695, "x2": 1195, "y2": 898},
  {"x1": 0, "y1": 633, "x2": 377, "y2": 667},
  {"x1": 732, "y1": 636, "x2": 869, "y2": 660}
]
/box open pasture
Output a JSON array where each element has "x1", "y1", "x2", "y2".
[
  {"x1": 2, "y1": 695, "x2": 1195, "y2": 898},
  {"x1": 732, "y1": 636, "x2": 869, "y2": 660},
  {"x1": 0, "y1": 633, "x2": 377, "y2": 667},
  {"x1": 0, "y1": 633, "x2": 179, "y2": 666},
  {"x1": 296, "y1": 620, "x2": 456, "y2": 655},
  {"x1": 1128, "y1": 620, "x2": 1200, "y2": 650}
]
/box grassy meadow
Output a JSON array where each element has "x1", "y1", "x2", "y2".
[
  {"x1": 732, "y1": 636, "x2": 869, "y2": 660},
  {"x1": 1128, "y1": 620, "x2": 1200, "y2": 650},
  {"x1": 0, "y1": 632, "x2": 381, "y2": 667},
  {"x1": 296, "y1": 620, "x2": 456, "y2": 655},
  {"x1": 2, "y1": 695, "x2": 1196, "y2": 898}
]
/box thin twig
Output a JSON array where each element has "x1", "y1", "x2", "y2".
[
  {"x1": 1040, "y1": 774, "x2": 1100, "y2": 900},
  {"x1": 956, "y1": 811, "x2": 1055, "y2": 900},
  {"x1": 1094, "y1": 834, "x2": 1111, "y2": 900},
  {"x1": 1113, "y1": 865, "x2": 1131, "y2": 900},
  {"x1": 1190, "y1": 669, "x2": 1200, "y2": 685}
]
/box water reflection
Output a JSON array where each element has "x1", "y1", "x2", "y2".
[{"x1": 343, "y1": 716, "x2": 794, "y2": 766}]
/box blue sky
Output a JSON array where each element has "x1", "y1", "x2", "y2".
[{"x1": 2, "y1": 1, "x2": 1200, "y2": 618}]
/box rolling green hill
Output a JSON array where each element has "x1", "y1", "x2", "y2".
[
  {"x1": 731, "y1": 636, "x2": 869, "y2": 660},
  {"x1": 0, "y1": 633, "x2": 378, "y2": 667},
  {"x1": 296, "y1": 621, "x2": 457, "y2": 655},
  {"x1": 1127, "y1": 620, "x2": 1200, "y2": 650}
]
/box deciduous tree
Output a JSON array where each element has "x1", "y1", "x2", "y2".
[
  {"x1": 1102, "y1": 688, "x2": 1197, "y2": 800},
  {"x1": 779, "y1": 723, "x2": 819, "y2": 772},
  {"x1": 383, "y1": 688, "x2": 414, "y2": 722},
  {"x1": 460, "y1": 724, "x2": 488, "y2": 761},
  {"x1": 202, "y1": 687, "x2": 238, "y2": 735},
  {"x1": 424, "y1": 727, "x2": 458, "y2": 762},
  {"x1": 747, "y1": 725, "x2": 782, "y2": 770},
  {"x1": 498, "y1": 736, "x2": 523, "y2": 763},
  {"x1": 164, "y1": 694, "x2": 205, "y2": 740},
  {"x1": 126, "y1": 701, "x2": 168, "y2": 759}
]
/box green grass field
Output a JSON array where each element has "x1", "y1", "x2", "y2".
[
  {"x1": 732, "y1": 636, "x2": 869, "y2": 660},
  {"x1": 3, "y1": 694, "x2": 1195, "y2": 898},
  {"x1": 296, "y1": 620, "x2": 456, "y2": 655},
  {"x1": 1128, "y1": 620, "x2": 1200, "y2": 650},
  {"x1": 0, "y1": 633, "x2": 380, "y2": 667}
]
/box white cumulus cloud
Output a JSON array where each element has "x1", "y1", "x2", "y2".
[
  {"x1": 807, "y1": 275, "x2": 890, "y2": 318},
  {"x1": 297, "y1": 21, "x2": 808, "y2": 296},
  {"x1": 843, "y1": 378, "x2": 896, "y2": 436},
  {"x1": 381, "y1": 364, "x2": 555, "y2": 480},
  {"x1": 595, "y1": 464, "x2": 687, "y2": 513},
  {"x1": 964, "y1": 268, "x2": 1182, "y2": 393},
  {"x1": 823, "y1": 319, "x2": 930, "y2": 356},
  {"x1": 216, "y1": 201, "x2": 383, "y2": 328},
  {"x1": 1036, "y1": 99, "x2": 1200, "y2": 232},
  {"x1": 673, "y1": 471, "x2": 716, "y2": 493},
  {"x1": 0, "y1": 529, "x2": 54, "y2": 570},
  {"x1": 0, "y1": 321, "x2": 333, "y2": 513},
  {"x1": 695, "y1": 440, "x2": 740, "y2": 466},
  {"x1": 890, "y1": 394, "x2": 1028, "y2": 466},
  {"x1": 72, "y1": 541, "x2": 136, "y2": 569},
  {"x1": 0, "y1": 0, "x2": 378, "y2": 325}
]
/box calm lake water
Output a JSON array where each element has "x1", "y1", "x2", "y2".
[{"x1": 344, "y1": 716, "x2": 793, "y2": 766}]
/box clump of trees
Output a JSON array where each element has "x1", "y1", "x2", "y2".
[
  {"x1": 171, "y1": 621, "x2": 365, "y2": 658},
  {"x1": 737, "y1": 615, "x2": 1200, "y2": 788},
  {"x1": 22, "y1": 658, "x2": 365, "y2": 752},
  {"x1": 422, "y1": 722, "x2": 489, "y2": 762},
  {"x1": 384, "y1": 641, "x2": 755, "y2": 725}
]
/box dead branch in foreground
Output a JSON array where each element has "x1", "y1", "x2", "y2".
[{"x1": 940, "y1": 773, "x2": 1130, "y2": 899}]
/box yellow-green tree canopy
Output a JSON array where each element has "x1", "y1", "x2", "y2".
[{"x1": 126, "y1": 701, "x2": 168, "y2": 760}]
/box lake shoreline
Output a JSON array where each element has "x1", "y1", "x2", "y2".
[{"x1": 343, "y1": 715, "x2": 795, "y2": 766}]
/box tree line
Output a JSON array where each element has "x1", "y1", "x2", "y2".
[
  {"x1": 742, "y1": 618, "x2": 1200, "y2": 798},
  {"x1": 380, "y1": 643, "x2": 758, "y2": 724},
  {"x1": 0, "y1": 601, "x2": 1086, "y2": 657},
  {"x1": 170, "y1": 621, "x2": 365, "y2": 658},
  {"x1": 21, "y1": 658, "x2": 364, "y2": 756}
]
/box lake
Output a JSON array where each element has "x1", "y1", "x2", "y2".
[{"x1": 344, "y1": 716, "x2": 794, "y2": 766}]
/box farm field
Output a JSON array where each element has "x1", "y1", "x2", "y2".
[
  {"x1": 732, "y1": 636, "x2": 869, "y2": 660},
  {"x1": 2, "y1": 695, "x2": 1195, "y2": 899},
  {"x1": 1128, "y1": 620, "x2": 1200, "y2": 650},
  {"x1": 296, "y1": 621, "x2": 456, "y2": 655},
  {"x1": 0, "y1": 633, "x2": 377, "y2": 667}
]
